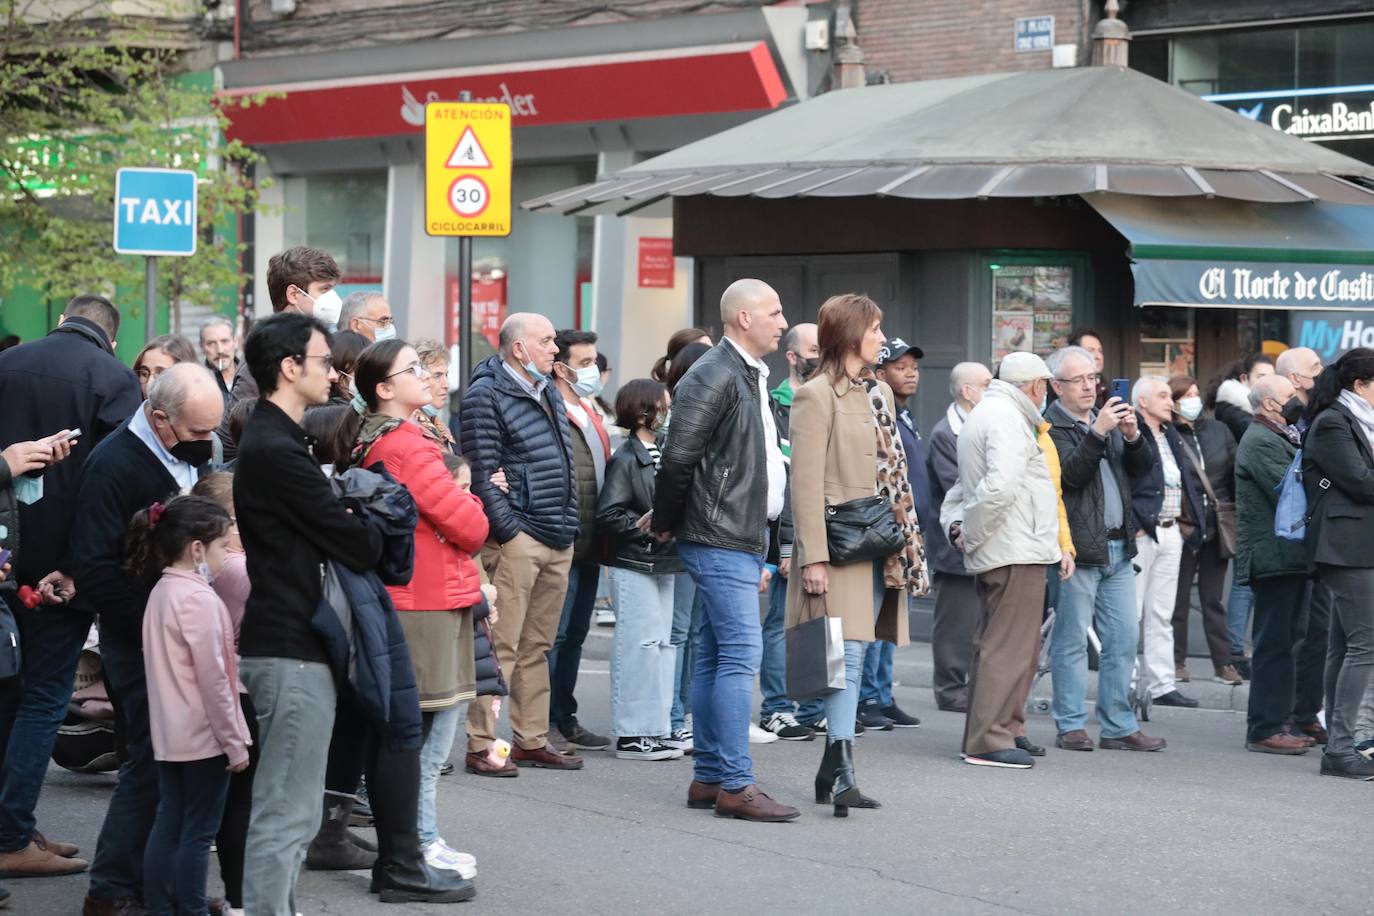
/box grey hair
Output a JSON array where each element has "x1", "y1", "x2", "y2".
[
  {"x1": 1046, "y1": 346, "x2": 1096, "y2": 379},
  {"x1": 199, "y1": 315, "x2": 233, "y2": 341},
  {"x1": 147, "y1": 362, "x2": 216, "y2": 420},
  {"x1": 1132, "y1": 375, "x2": 1168, "y2": 407},
  {"x1": 339, "y1": 291, "x2": 385, "y2": 328},
  {"x1": 948, "y1": 361, "x2": 988, "y2": 399}
]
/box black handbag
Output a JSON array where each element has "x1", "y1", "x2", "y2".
[
  {"x1": 825, "y1": 494, "x2": 904, "y2": 566},
  {"x1": 784, "y1": 595, "x2": 846, "y2": 700}
]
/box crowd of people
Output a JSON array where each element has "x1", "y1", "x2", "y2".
[{"x1": 0, "y1": 245, "x2": 1370, "y2": 913}]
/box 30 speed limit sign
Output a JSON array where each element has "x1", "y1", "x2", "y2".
[{"x1": 424, "y1": 102, "x2": 511, "y2": 237}]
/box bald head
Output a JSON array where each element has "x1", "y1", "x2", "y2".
[
  {"x1": 1249, "y1": 373, "x2": 1296, "y2": 421},
  {"x1": 499, "y1": 312, "x2": 558, "y2": 379},
  {"x1": 949, "y1": 361, "x2": 992, "y2": 408},
  {"x1": 146, "y1": 363, "x2": 224, "y2": 459},
  {"x1": 1275, "y1": 346, "x2": 1323, "y2": 403},
  {"x1": 782, "y1": 322, "x2": 818, "y2": 383},
  {"x1": 719, "y1": 278, "x2": 787, "y2": 360}
]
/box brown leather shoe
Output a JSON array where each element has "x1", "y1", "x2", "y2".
[
  {"x1": 32, "y1": 830, "x2": 78, "y2": 858},
  {"x1": 0, "y1": 839, "x2": 89, "y2": 877},
  {"x1": 512, "y1": 743, "x2": 585, "y2": 770},
  {"x1": 686, "y1": 780, "x2": 721, "y2": 809},
  {"x1": 1213, "y1": 664, "x2": 1243, "y2": 686},
  {"x1": 463, "y1": 750, "x2": 518, "y2": 777},
  {"x1": 1175, "y1": 664, "x2": 1190, "y2": 683},
  {"x1": 1099, "y1": 731, "x2": 1167, "y2": 752},
  {"x1": 81, "y1": 895, "x2": 144, "y2": 916},
  {"x1": 1282, "y1": 725, "x2": 1317, "y2": 747},
  {"x1": 1248, "y1": 732, "x2": 1311, "y2": 755},
  {"x1": 1055, "y1": 729, "x2": 1094, "y2": 751},
  {"x1": 1296, "y1": 720, "x2": 1328, "y2": 745},
  {"x1": 714, "y1": 784, "x2": 800, "y2": 822}
]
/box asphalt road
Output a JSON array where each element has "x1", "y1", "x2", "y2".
[{"x1": 15, "y1": 638, "x2": 1367, "y2": 916}]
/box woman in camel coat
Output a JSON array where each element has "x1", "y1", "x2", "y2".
[{"x1": 786, "y1": 293, "x2": 927, "y2": 817}]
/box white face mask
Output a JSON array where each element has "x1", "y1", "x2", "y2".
[
  {"x1": 569, "y1": 364, "x2": 601, "y2": 399},
  {"x1": 1178, "y1": 396, "x2": 1203, "y2": 422},
  {"x1": 373, "y1": 324, "x2": 397, "y2": 342},
  {"x1": 302, "y1": 288, "x2": 343, "y2": 327}
]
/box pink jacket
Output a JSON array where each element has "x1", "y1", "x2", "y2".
[
  {"x1": 142, "y1": 568, "x2": 252, "y2": 767},
  {"x1": 212, "y1": 551, "x2": 249, "y2": 694}
]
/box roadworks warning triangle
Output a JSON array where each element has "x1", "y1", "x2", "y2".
[{"x1": 446, "y1": 126, "x2": 491, "y2": 169}]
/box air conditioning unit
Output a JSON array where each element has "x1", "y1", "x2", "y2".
[{"x1": 271, "y1": 0, "x2": 296, "y2": 15}]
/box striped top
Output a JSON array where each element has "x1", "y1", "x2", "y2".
[{"x1": 645, "y1": 441, "x2": 662, "y2": 469}]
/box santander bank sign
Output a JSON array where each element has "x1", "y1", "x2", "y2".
[{"x1": 400, "y1": 83, "x2": 538, "y2": 126}]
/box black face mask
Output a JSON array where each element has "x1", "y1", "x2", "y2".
[
  {"x1": 170, "y1": 436, "x2": 214, "y2": 467},
  {"x1": 1280, "y1": 396, "x2": 1305, "y2": 426},
  {"x1": 795, "y1": 356, "x2": 819, "y2": 381}
]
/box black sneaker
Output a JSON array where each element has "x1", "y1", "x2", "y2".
[
  {"x1": 1320, "y1": 753, "x2": 1374, "y2": 780},
  {"x1": 880, "y1": 704, "x2": 921, "y2": 728},
  {"x1": 857, "y1": 705, "x2": 895, "y2": 731},
  {"x1": 1015, "y1": 736, "x2": 1046, "y2": 757},
  {"x1": 614, "y1": 736, "x2": 679, "y2": 761},
  {"x1": 1356, "y1": 739, "x2": 1374, "y2": 762},
  {"x1": 800, "y1": 718, "x2": 828, "y2": 737},
  {"x1": 438, "y1": 762, "x2": 454, "y2": 776},
  {"x1": 559, "y1": 722, "x2": 611, "y2": 751},
  {"x1": 854, "y1": 717, "x2": 867, "y2": 737},
  {"x1": 963, "y1": 748, "x2": 1034, "y2": 769},
  {"x1": 760, "y1": 712, "x2": 815, "y2": 741},
  {"x1": 1152, "y1": 690, "x2": 1200, "y2": 708}
]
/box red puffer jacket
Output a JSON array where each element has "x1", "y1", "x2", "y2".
[{"x1": 365, "y1": 422, "x2": 489, "y2": 611}]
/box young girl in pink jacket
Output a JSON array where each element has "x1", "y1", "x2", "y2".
[{"x1": 130, "y1": 494, "x2": 251, "y2": 916}]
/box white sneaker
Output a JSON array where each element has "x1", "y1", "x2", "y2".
[
  {"x1": 748, "y1": 722, "x2": 778, "y2": 744},
  {"x1": 424, "y1": 838, "x2": 477, "y2": 880},
  {"x1": 594, "y1": 607, "x2": 616, "y2": 627},
  {"x1": 662, "y1": 727, "x2": 693, "y2": 754}
]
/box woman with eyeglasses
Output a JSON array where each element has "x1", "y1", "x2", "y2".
[
  {"x1": 352, "y1": 339, "x2": 490, "y2": 881},
  {"x1": 133, "y1": 335, "x2": 197, "y2": 399}
]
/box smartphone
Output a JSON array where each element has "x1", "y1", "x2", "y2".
[
  {"x1": 64, "y1": 428, "x2": 82, "y2": 442},
  {"x1": 1110, "y1": 378, "x2": 1130, "y2": 404},
  {"x1": 0, "y1": 549, "x2": 12, "y2": 570}
]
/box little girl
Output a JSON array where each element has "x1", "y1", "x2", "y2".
[{"x1": 131, "y1": 495, "x2": 251, "y2": 916}]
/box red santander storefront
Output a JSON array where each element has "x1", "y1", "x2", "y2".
[{"x1": 218, "y1": 11, "x2": 809, "y2": 378}]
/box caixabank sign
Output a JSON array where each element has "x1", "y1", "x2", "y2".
[{"x1": 1203, "y1": 84, "x2": 1374, "y2": 142}]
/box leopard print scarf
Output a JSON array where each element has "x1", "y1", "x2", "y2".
[{"x1": 864, "y1": 376, "x2": 929, "y2": 597}]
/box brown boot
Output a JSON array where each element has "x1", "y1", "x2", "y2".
[
  {"x1": 464, "y1": 750, "x2": 517, "y2": 777},
  {"x1": 0, "y1": 839, "x2": 88, "y2": 877},
  {"x1": 512, "y1": 743, "x2": 584, "y2": 770},
  {"x1": 714, "y1": 784, "x2": 800, "y2": 822},
  {"x1": 32, "y1": 830, "x2": 78, "y2": 858},
  {"x1": 686, "y1": 780, "x2": 720, "y2": 810},
  {"x1": 1099, "y1": 732, "x2": 1167, "y2": 752}
]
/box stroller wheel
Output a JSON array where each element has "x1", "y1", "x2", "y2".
[{"x1": 1029, "y1": 697, "x2": 1051, "y2": 715}]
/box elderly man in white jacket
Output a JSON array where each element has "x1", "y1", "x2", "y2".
[{"x1": 940, "y1": 351, "x2": 1061, "y2": 769}]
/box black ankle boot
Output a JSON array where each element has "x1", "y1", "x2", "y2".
[
  {"x1": 814, "y1": 739, "x2": 839, "y2": 803},
  {"x1": 829, "y1": 740, "x2": 880, "y2": 817},
  {"x1": 371, "y1": 860, "x2": 476, "y2": 904}
]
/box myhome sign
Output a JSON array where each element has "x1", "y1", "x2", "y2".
[{"x1": 1204, "y1": 84, "x2": 1374, "y2": 142}]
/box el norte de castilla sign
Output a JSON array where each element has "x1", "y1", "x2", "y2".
[{"x1": 1134, "y1": 260, "x2": 1374, "y2": 311}]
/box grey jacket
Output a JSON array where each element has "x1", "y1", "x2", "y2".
[{"x1": 926, "y1": 404, "x2": 968, "y2": 576}]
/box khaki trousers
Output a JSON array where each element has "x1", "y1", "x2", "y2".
[
  {"x1": 963, "y1": 564, "x2": 1047, "y2": 756},
  {"x1": 465, "y1": 532, "x2": 573, "y2": 752}
]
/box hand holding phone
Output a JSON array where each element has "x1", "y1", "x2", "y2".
[{"x1": 1109, "y1": 378, "x2": 1130, "y2": 404}]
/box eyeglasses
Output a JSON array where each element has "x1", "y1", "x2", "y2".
[
  {"x1": 386, "y1": 363, "x2": 430, "y2": 381},
  {"x1": 360, "y1": 315, "x2": 395, "y2": 328},
  {"x1": 296, "y1": 354, "x2": 335, "y2": 371},
  {"x1": 1055, "y1": 373, "x2": 1100, "y2": 387}
]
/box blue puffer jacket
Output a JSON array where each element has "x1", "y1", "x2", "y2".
[{"x1": 460, "y1": 355, "x2": 578, "y2": 549}]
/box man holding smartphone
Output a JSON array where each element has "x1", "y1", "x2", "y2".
[{"x1": 1045, "y1": 346, "x2": 1166, "y2": 753}]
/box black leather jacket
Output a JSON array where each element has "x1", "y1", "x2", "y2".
[
  {"x1": 1046, "y1": 401, "x2": 1151, "y2": 567},
  {"x1": 597, "y1": 437, "x2": 683, "y2": 575},
  {"x1": 653, "y1": 341, "x2": 771, "y2": 555}
]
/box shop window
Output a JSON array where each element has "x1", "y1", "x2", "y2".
[
  {"x1": 283, "y1": 172, "x2": 388, "y2": 287},
  {"x1": 991, "y1": 263, "x2": 1076, "y2": 361},
  {"x1": 1138, "y1": 306, "x2": 1194, "y2": 378}
]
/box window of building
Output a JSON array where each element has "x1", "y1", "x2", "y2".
[
  {"x1": 283, "y1": 172, "x2": 388, "y2": 290},
  {"x1": 987, "y1": 258, "x2": 1082, "y2": 361}
]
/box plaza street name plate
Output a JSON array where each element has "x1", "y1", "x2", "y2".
[{"x1": 424, "y1": 102, "x2": 512, "y2": 237}]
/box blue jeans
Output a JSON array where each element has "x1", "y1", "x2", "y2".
[
  {"x1": 241, "y1": 658, "x2": 337, "y2": 916},
  {"x1": 1052, "y1": 540, "x2": 1140, "y2": 739},
  {"x1": 760, "y1": 571, "x2": 792, "y2": 717},
  {"x1": 609, "y1": 568, "x2": 676, "y2": 737},
  {"x1": 0, "y1": 605, "x2": 91, "y2": 853},
  {"x1": 678, "y1": 541, "x2": 764, "y2": 791},
  {"x1": 859, "y1": 641, "x2": 895, "y2": 708},
  {"x1": 833, "y1": 563, "x2": 884, "y2": 738},
  {"x1": 143, "y1": 756, "x2": 231, "y2": 916},
  {"x1": 89, "y1": 636, "x2": 159, "y2": 901},
  {"x1": 1227, "y1": 580, "x2": 1253, "y2": 658},
  {"x1": 417, "y1": 705, "x2": 460, "y2": 847},
  {"x1": 670, "y1": 573, "x2": 702, "y2": 731},
  {"x1": 549, "y1": 562, "x2": 600, "y2": 731}
]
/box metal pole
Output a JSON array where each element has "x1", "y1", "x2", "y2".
[
  {"x1": 144, "y1": 256, "x2": 157, "y2": 343},
  {"x1": 457, "y1": 235, "x2": 473, "y2": 400}
]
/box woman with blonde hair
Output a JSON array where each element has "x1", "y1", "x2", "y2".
[{"x1": 786, "y1": 293, "x2": 927, "y2": 817}]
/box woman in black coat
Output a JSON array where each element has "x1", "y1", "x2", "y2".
[
  {"x1": 1168, "y1": 377, "x2": 1241, "y2": 686},
  {"x1": 1302, "y1": 348, "x2": 1374, "y2": 780}
]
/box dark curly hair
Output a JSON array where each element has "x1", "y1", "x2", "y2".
[{"x1": 124, "y1": 495, "x2": 232, "y2": 581}]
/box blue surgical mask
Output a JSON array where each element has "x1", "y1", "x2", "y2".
[
  {"x1": 421, "y1": 404, "x2": 440, "y2": 418},
  {"x1": 567, "y1": 364, "x2": 601, "y2": 399},
  {"x1": 373, "y1": 324, "x2": 397, "y2": 343},
  {"x1": 14, "y1": 475, "x2": 42, "y2": 506},
  {"x1": 515, "y1": 341, "x2": 547, "y2": 384}
]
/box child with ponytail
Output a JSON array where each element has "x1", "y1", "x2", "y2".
[{"x1": 127, "y1": 495, "x2": 252, "y2": 916}]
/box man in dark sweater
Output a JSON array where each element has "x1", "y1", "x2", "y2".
[
  {"x1": 858, "y1": 338, "x2": 928, "y2": 730},
  {"x1": 234, "y1": 313, "x2": 382, "y2": 915},
  {"x1": 0, "y1": 295, "x2": 141, "y2": 881},
  {"x1": 75, "y1": 363, "x2": 223, "y2": 916}
]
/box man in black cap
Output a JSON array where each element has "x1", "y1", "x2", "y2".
[{"x1": 857, "y1": 337, "x2": 929, "y2": 730}]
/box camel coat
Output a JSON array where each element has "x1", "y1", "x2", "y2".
[{"x1": 785, "y1": 371, "x2": 909, "y2": 645}]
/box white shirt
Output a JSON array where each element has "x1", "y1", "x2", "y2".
[
  {"x1": 129, "y1": 402, "x2": 198, "y2": 493},
  {"x1": 723, "y1": 336, "x2": 786, "y2": 521}
]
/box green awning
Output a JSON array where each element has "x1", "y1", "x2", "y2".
[{"x1": 1085, "y1": 193, "x2": 1374, "y2": 310}]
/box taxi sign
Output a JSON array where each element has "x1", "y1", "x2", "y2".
[
  {"x1": 113, "y1": 167, "x2": 198, "y2": 256},
  {"x1": 425, "y1": 102, "x2": 512, "y2": 237}
]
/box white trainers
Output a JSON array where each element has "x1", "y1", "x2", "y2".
[
  {"x1": 423, "y1": 838, "x2": 477, "y2": 880},
  {"x1": 748, "y1": 722, "x2": 779, "y2": 744}
]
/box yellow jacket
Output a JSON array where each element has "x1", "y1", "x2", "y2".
[{"x1": 1038, "y1": 421, "x2": 1076, "y2": 559}]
